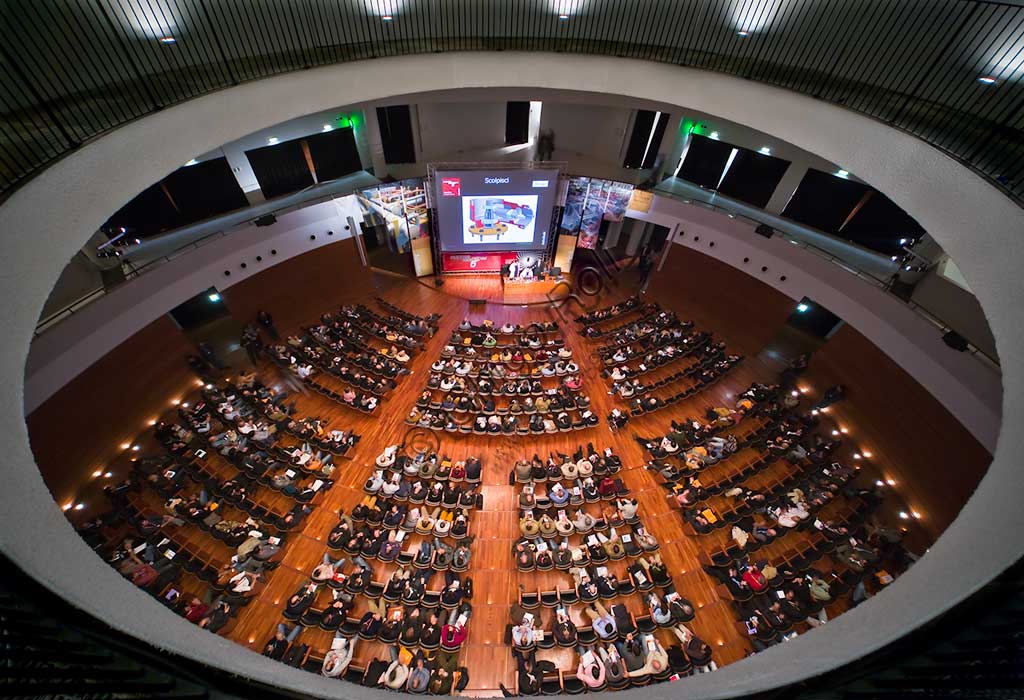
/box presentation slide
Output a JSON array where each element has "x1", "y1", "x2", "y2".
[{"x1": 434, "y1": 168, "x2": 559, "y2": 252}]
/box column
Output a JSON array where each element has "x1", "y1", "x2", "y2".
[
  {"x1": 764, "y1": 162, "x2": 808, "y2": 215},
  {"x1": 219, "y1": 143, "x2": 265, "y2": 205}
]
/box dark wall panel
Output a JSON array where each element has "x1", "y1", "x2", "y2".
[
  {"x1": 677, "y1": 134, "x2": 733, "y2": 189},
  {"x1": 245, "y1": 140, "x2": 314, "y2": 199},
  {"x1": 164, "y1": 157, "x2": 248, "y2": 224},
  {"x1": 717, "y1": 149, "x2": 791, "y2": 208},
  {"x1": 782, "y1": 168, "x2": 869, "y2": 234},
  {"x1": 505, "y1": 101, "x2": 530, "y2": 145},
  {"x1": 840, "y1": 192, "x2": 927, "y2": 255},
  {"x1": 306, "y1": 127, "x2": 362, "y2": 182},
  {"x1": 377, "y1": 105, "x2": 416, "y2": 164},
  {"x1": 623, "y1": 110, "x2": 658, "y2": 169}
]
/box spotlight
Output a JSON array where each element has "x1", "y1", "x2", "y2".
[
  {"x1": 759, "y1": 146, "x2": 771, "y2": 155},
  {"x1": 148, "y1": 419, "x2": 157, "y2": 426},
  {"x1": 558, "y1": 13, "x2": 569, "y2": 19},
  {"x1": 831, "y1": 430, "x2": 839, "y2": 436},
  {"x1": 709, "y1": 131, "x2": 720, "y2": 140},
  {"x1": 899, "y1": 511, "x2": 909, "y2": 519},
  {"x1": 266, "y1": 137, "x2": 279, "y2": 145},
  {"x1": 131, "y1": 445, "x2": 140, "y2": 451},
  {"x1": 208, "y1": 293, "x2": 221, "y2": 302},
  {"x1": 840, "y1": 427, "x2": 848, "y2": 434},
  {"x1": 184, "y1": 158, "x2": 198, "y2": 166},
  {"x1": 796, "y1": 303, "x2": 810, "y2": 312},
  {"x1": 172, "y1": 399, "x2": 180, "y2": 406},
  {"x1": 182, "y1": 402, "x2": 190, "y2": 408},
  {"x1": 977, "y1": 76, "x2": 997, "y2": 84},
  {"x1": 811, "y1": 409, "x2": 819, "y2": 415},
  {"x1": 205, "y1": 384, "x2": 212, "y2": 389},
  {"x1": 736, "y1": 30, "x2": 749, "y2": 36},
  {"x1": 104, "y1": 471, "x2": 113, "y2": 478},
  {"x1": 875, "y1": 480, "x2": 884, "y2": 487},
  {"x1": 912, "y1": 511, "x2": 921, "y2": 519},
  {"x1": 322, "y1": 124, "x2": 333, "y2": 132},
  {"x1": 835, "y1": 169, "x2": 849, "y2": 178},
  {"x1": 853, "y1": 453, "x2": 862, "y2": 459},
  {"x1": 120, "y1": 442, "x2": 130, "y2": 450},
  {"x1": 158, "y1": 36, "x2": 176, "y2": 43},
  {"x1": 886, "y1": 479, "x2": 895, "y2": 486},
  {"x1": 799, "y1": 387, "x2": 808, "y2": 394},
  {"x1": 195, "y1": 379, "x2": 204, "y2": 387},
  {"x1": 382, "y1": 14, "x2": 393, "y2": 20},
  {"x1": 92, "y1": 469, "x2": 102, "y2": 478},
  {"x1": 62, "y1": 503, "x2": 73, "y2": 511},
  {"x1": 862, "y1": 451, "x2": 873, "y2": 458},
  {"x1": 74, "y1": 503, "x2": 86, "y2": 511}
]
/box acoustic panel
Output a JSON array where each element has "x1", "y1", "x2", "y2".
[
  {"x1": 717, "y1": 148, "x2": 791, "y2": 208},
  {"x1": 678, "y1": 134, "x2": 734, "y2": 190},
  {"x1": 163, "y1": 157, "x2": 248, "y2": 225},
  {"x1": 306, "y1": 127, "x2": 362, "y2": 182},
  {"x1": 782, "y1": 168, "x2": 869, "y2": 234},
  {"x1": 245, "y1": 139, "x2": 314, "y2": 199}
]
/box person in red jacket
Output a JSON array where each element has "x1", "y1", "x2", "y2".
[{"x1": 742, "y1": 565, "x2": 769, "y2": 593}]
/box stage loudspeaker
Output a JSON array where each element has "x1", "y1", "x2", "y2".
[
  {"x1": 254, "y1": 214, "x2": 277, "y2": 227},
  {"x1": 755, "y1": 224, "x2": 774, "y2": 238},
  {"x1": 469, "y1": 298, "x2": 486, "y2": 306},
  {"x1": 942, "y1": 330, "x2": 969, "y2": 351}
]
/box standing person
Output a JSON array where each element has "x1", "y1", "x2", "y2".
[{"x1": 257, "y1": 309, "x2": 279, "y2": 340}]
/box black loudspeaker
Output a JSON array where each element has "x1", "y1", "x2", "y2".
[
  {"x1": 942, "y1": 330, "x2": 969, "y2": 351},
  {"x1": 469, "y1": 298, "x2": 486, "y2": 306},
  {"x1": 755, "y1": 223, "x2": 775, "y2": 238},
  {"x1": 254, "y1": 214, "x2": 277, "y2": 227}
]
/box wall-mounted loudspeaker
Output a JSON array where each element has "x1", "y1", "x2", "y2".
[
  {"x1": 754, "y1": 223, "x2": 775, "y2": 238},
  {"x1": 254, "y1": 214, "x2": 277, "y2": 227},
  {"x1": 942, "y1": 330, "x2": 969, "y2": 352}
]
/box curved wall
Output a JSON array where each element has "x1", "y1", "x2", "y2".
[{"x1": 1, "y1": 53, "x2": 1023, "y2": 700}]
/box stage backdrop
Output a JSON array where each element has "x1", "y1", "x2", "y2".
[{"x1": 441, "y1": 251, "x2": 520, "y2": 273}]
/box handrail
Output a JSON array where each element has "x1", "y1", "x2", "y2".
[{"x1": 653, "y1": 187, "x2": 1001, "y2": 369}]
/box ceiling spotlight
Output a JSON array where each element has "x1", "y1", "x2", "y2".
[
  {"x1": 759, "y1": 146, "x2": 771, "y2": 155},
  {"x1": 875, "y1": 480, "x2": 884, "y2": 487},
  {"x1": 382, "y1": 14, "x2": 393, "y2": 20},
  {"x1": 62, "y1": 503, "x2": 73, "y2": 511},
  {"x1": 840, "y1": 428, "x2": 848, "y2": 434},
  {"x1": 977, "y1": 76, "x2": 997, "y2": 84},
  {"x1": 891, "y1": 255, "x2": 898, "y2": 261},
  {"x1": 835, "y1": 169, "x2": 849, "y2": 178},
  {"x1": 322, "y1": 124, "x2": 333, "y2": 132},
  {"x1": 159, "y1": 36, "x2": 176, "y2": 44},
  {"x1": 831, "y1": 430, "x2": 839, "y2": 436},
  {"x1": 558, "y1": 13, "x2": 569, "y2": 19},
  {"x1": 799, "y1": 387, "x2": 808, "y2": 394},
  {"x1": 899, "y1": 238, "x2": 907, "y2": 245},
  {"x1": 737, "y1": 30, "x2": 749, "y2": 36},
  {"x1": 820, "y1": 406, "x2": 829, "y2": 412},
  {"x1": 131, "y1": 445, "x2": 140, "y2": 451},
  {"x1": 104, "y1": 471, "x2": 113, "y2": 478},
  {"x1": 120, "y1": 442, "x2": 130, "y2": 450},
  {"x1": 182, "y1": 402, "x2": 190, "y2": 408},
  {"x1": 92, "y1": 469, "x2": 102, "y2": 478},
  {"x1": 899, "y1": 511, "x2": 909, "y2": 519},
  {"x1": 266, "y1": 137, "x2": 279, "y2": 145},
  {"x1": 184, "y1": 158, "x2": 198, "y2": 166},
  {"x1": 853, "y1": 453, "x2": 862, "y2": 459},
  {"x1": 886, "y1": 479, "x2": 895, "y2": 486},
  {"x1": 862, "y1": 451, "x2": 873, "y2": 458},
  {"x1": 796, "y1": 303, "x2": 810, "y2": 312},
  {"x1": 790, "y1": 390, "x2": 798, "y2": 397},
  {"x1": 811, "y1": 409, "x2": 819, "y2": 415},
  {"x1": 709, "y1": 131, "x2": 720, "y2": 140},
  {"x1": 208, "y1": 293, "x2": 221, "y2": 302},
  {"x1": 74, "y1": 503, "x2": 86, "y2": 511},
  {"x1": 172, "y1": 399, "x2": 180, "y2": 406},
  {"x1": 912, "y1": 511, "x2": 921, "y2": 519},
  {"x1": 148, "y1": 419, "x2": 157, "y2": 426}
]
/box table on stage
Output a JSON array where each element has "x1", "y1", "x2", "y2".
[{"x1": 501, "y1": 274, "x2": 568, "y2": 304}]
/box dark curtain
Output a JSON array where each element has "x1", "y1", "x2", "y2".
[
  {"x1": 377, "y1": 105, "x2": 416, "y2": 164},
  {"x1": 782, "y1": 168, "x2": 869, "y2": 234},
  {"x1": 245, "y1": 140, "x2": 314, "y2": 199},
  {"x1": 163, "y1": 157, "x2": 247, "y2": 224},
  {"x1": 677, "y1": 134, "x2": 734, "y2": 189},
  {"x1": 717, "y1": 149, "x2": 791, "y2": 208},
  {"x1": 104, "y1": 182, "x2": 180, "y2": 238},
  {"x1": 307, "y1": 127, "x2": 362, "y2": 182},
  {"x1": 840, "y1": 192, "x2": 927, "y2": 255}
]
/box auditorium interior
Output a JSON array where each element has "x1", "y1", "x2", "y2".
[{"x1": 1, "y1": 3, "x2": 1022, "y2": 700}]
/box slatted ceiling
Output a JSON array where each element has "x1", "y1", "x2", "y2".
[{"x1": 0, "y1": 2, "x2": 1023, "y2": 203}]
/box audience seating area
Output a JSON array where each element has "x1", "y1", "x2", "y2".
[{"x1": 58, "y1": 283, "x2": 923, "y2": 695}]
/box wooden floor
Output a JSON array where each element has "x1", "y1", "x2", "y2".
[{"x1": 70, "y1": 264, "x2": 912, "y2": 695}]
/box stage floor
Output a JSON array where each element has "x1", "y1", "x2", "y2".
[{"x1": 428, "y1": 274, "x2": 570, "y2": 305}]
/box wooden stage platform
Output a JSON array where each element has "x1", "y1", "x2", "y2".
[{"x1": 429, "y1": 273, "x2": 570, "y2": 305}]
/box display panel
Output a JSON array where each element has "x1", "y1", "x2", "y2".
[{"x1": 434, "y1": 168, "x2": 560, "y2": 252}]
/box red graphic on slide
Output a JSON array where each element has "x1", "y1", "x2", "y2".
[{"x1": 441, "y1": 177, "x2": 461, "y2": 197}]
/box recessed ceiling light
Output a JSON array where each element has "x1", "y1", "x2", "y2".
[
  {"x1": 759, "y1": 146, "x2": 771, "y2": 155},
  {"x1": 835, "y1": 169, "x2": 849, "y2": 178},
  {"x1": 899, "y1": 511, "x2": 909, "y2": 519},
  {"x1": 62, "y1": 503, "x2": 73, "y2": 511},
  {"x1": 104, "y1": 471, "x2": 113, "y2": 478},
  {"x1": 92, "y1": 469, "x2": 102, "y2": 478},
  {"x1": 159, "y1": 36, "x2": 176, "y2": 44},
  {"x1": 978, "y1": 76, "x2": 997, "y2": 84},
  {"x1": 912, "y1": 511, "x2": 921, "y2": 519},
  {"x1": 322, "y1": 124, "x2": 333, "y2": 132},
  {"x1": 208, "y1": 292, "x2": 221, "y2": 302},
  {"x1": 737, "y1": 30, "x2": 749, "y2": 36},
  {"x1": 131, "y1": 445, "x2": 140, "y2": 451},
  {"x1": 382, "y1": 14, "x2": 393, "y2": 20},
  {"x1": 709, "y1": 131, "x2": 720, "y2": 140},
  {"x1": 875, "y1": 480, "x2": 884, "y2": 487},
  {"x1": 120, "y1": 442, "x2": 130, "y2": 450},
  {"x1": 74, "y1": 503, "x2": 86, "y2": 511},
  {"x1": 558, "y1": 13, "x2": 569, "y2": 19},
  {"x1": 184, "y1": 159, "x2": 198, "y2": 166},
  {"x1": 886, "y1": 479, "x2": 896, "y2": 486},
  {"x1": 266, "y1": 137, "x2": 279, "y2": 145},
  {"x1": 796, "y1": 303, "x2": 810, "y2": 312}
]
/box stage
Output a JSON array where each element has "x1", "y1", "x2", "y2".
[{"x1": 427, "y1": 273, "x2": 570, "y2": 305}]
